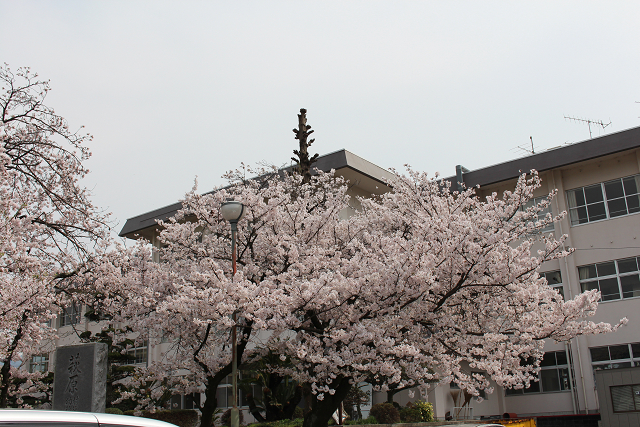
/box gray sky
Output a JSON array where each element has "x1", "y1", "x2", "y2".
[{"x1": 2, "y1": 1, "x2": 639, "y2": 235}]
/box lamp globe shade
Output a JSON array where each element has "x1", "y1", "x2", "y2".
[{"x1": 221, "y1": 201, "x2": 245, "y2": 222}]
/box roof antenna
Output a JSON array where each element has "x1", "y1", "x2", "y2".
[
  {"x1": 511, "y1": 136, "x2": 535, "y2": 156},
  {"x1": 530, "y1": 136, "x2": 535, "y2": 154},
  {"x1": 564, "y1": 115, "x2": 611, "y2": 139}
]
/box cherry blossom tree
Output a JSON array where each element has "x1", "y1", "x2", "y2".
[
  {"x1": 262, "y1": 168, "x2": 625, "y2": 427},
  {"x1": 0, "y1": 149, "x2": 56, "y2": 407},
  {"x1": 0, "y1": 64, "x2": 109, "y2": 407},
  {"x1": 87, "y1": 109, "x2": 624, "y2": 427},
  {"x1": 83, "y1": 161, "x2": 358, "y2": 427}
]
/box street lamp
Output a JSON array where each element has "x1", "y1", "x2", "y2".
[{"x1": 220, "y1": 200, "x2": 244, "y2": 427}]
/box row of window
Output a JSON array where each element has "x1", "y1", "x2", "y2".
[
  {"x1": 579, "y1": 256, "x2": 640, "y2": 301},
  {"x1": 540, "y1": 255, "x2": 640, "y2": 303},
  {"x1": 567, "y1": 174, "x2": 640, "y2": 226},
  {"x1": 521, "y1": 197, "x2": 554, "y2": 232},
  {"x1": 592, "y1": 343, "x2": 640, "y2": 414},
  {"x1": 28, "y1": 355, "x2": 49, "y2": 373},
  {"x1": 505, "y1": 351, "x2": 573, "y2": 396},
  {"x1": 28, "y1": 343, "x2": 148, "y2": 374},
  {"x1": 505, "y1": 343, "x2": 640, "y2": 397},
  {"x1": 590, "y1": 342, "x2": 640, "y2": 372},
  {"x1": 520, "y1": 173, "x2": 640, "y2": 230},
  {"x1": 169, "y1": 374, "x2": 266, "y2": 409}
]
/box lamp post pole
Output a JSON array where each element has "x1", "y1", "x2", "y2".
[
  {"x1": 231, "y1": 219, "x2": 239, "y2": 427},
  {"x1": 220, "y1": 201, "x2": 245, "y2": 427}
]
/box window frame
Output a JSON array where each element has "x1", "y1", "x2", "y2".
[
  {"x1": 59, "y1": 304, "x2": 82, "y2": 327},
  {"x1": 567, "y1": 174, "x2": 640, "y2": 226},
  {"x1": 578, "y1": 257, "x2": 640, "y2": 302},
  {"x1": 216, "y1": 372, "x2": 264, "y2": 409},
  {"x1": 505, "y1": 350, "x2": 573, "y2": 396},
  {"x1": 28, "y1": 354, "x2": 50, "y2": 373},
  {"x1": 541, "y1": 270, "x2": 565, "y2": 300},
  {"x1": 124, "y1": 341, "x2": 149, "y2": 366},
  {"x1": 610, "y1": 384, "x2": 640, "y2": 413},
  {"x1": 590, "y1": 342, "x2": 640, "y2": 373},
  {"x1": 521, "y1": 196, "x2": 555, "y2": 233}
]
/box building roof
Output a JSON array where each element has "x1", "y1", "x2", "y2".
[
  {"x1": 120, "y1": 126, "x2": 640, "y2": 240},
  {"x1": 446, "y1": 125, "x2": 640, "y2": 189},
  {"x1": 119, "y1": 149, "x2": 391, "y2": 239}
]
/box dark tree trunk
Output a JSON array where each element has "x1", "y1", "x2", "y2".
[
  {"x1": 292, "y1": 108, "x2": 319, "y2": 185},
  {"x1": 0, "y1": 313, "x2": 27, "y2": 408},
  {"x1": 302, "y1": 377, "x2": 352, "y2": 427},
  {"x1": 302, "y1": 382, "x2": 313, "y2": 415},
  {"x1": 283, "y1": 385, "x2": 303, "y2": 420},
  {"x1": 246, "y1": 392, "x2": 266, "y2": 422},
  {"x1": 198, "y1": 323, "x2": 252, "y2": 427},
  {"x1": 386, "y1": 384, "x2": 412, "y2": 405},
  {"x1": 199, "y1": 372, "x2": 224, "y2": 427},
  {"x1": 265, "y1": 373, "x2": 284, "y2": 421}
]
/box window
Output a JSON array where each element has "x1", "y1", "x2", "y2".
[
  {"x1": 59, "y1": 304, "x2": 82, "y2": 327},
  {"x1": 590, "y1": 342, "x2": 640, "y2": 372},
  {"x1": 611, "y1": 384, "x2": 640, "y2": 412},
  {"x1": 216, "y1": 372, "x2": 263, "y2": 408},
  {"x1": 542, "y1": 270, "x2": 565, "y2": 300},
  {"x1": 28, "y1": 354, "x2": 49, "y2": 373},
  {"x1": 125, "y1": 341, "x2": 148, "y2": 365},
  {"x1": 506, "y1": 351, "x2": 572, "y2": 395},
  {"x1": 521, "y1": 197, "x2": 554, "y2": 232},
  {"x1": 170, "y1": 392, "x2": 201, "y2": 410},
  {"x1": 450, "y1": 372, "x2": 487, "y2": 399},
  {"x1": 567, "y1": 174, "x2": 640, "y2": 225},
  {"x1": 578, "y1": 257, "x2": 640, "y2": 301}
]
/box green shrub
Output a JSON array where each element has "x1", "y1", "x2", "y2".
[
  {"x1": 292, "y1": 407, "x2": 304, "y2": 419},
  {"x1": 344, "y1": 415, "x2": 377, "y2": 425},
  {"x1": 143, "y1": 409, "x2": 199, "y2": 427},
  {"x1": 369, "y1": 403, "x2": 400, "y2": 424},
  {"x1": 412, "y1": 400, "x2": 433, "y2": 422},
  {"x1": 399, "y1": 400, "x2": 433, "y2": 423},
  {"x1": 248, "y1": 419, "x2": 303, "y2": 427},
  {"x1": 105, "y1": 408, "x2": 124, "y2": 415},
  {"x1": 220, "y1": 408, "x2": 244, "y2": 426},
  {"x1": 399, "y1": 406, "x2": 420, "y2": 423}
]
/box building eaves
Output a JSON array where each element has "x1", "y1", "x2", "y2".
[
  {"x1": 119, "y1": 149, "x2": 389, "y2": 238},
  {"x1": 445, "y1": 126, "x2": 640, "y2": 189}
]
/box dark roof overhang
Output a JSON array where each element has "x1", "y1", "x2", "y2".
[
  {"x1": 445, "y1": 126, "x2": 640, "y2": 190},
  {"x1": 119, "y1": 149, "x2": 391, "y2": 240}
]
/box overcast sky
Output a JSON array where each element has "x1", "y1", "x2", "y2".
[{"x1": 2, "y1": 1, "x2": 639, "y2": 235}]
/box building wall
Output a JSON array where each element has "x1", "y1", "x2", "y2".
[
  {"x1": 48, "y1": 142, "x2": 640, "y2": 420},
  {"x1": 431, "y1": 146, "x2": 640, "y2": 419},
  {"x1": 595, "y1": 366, "x2": 640, "y2": 427}
]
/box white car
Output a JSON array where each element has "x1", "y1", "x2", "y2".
[{"x1": 0, "y1": 410, "x2": 178, "y2": 427}]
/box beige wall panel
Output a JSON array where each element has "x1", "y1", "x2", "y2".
[
  {"x1": 504, "y1": 391, "x2": 575, "y2": 416},
  {"x1": 582, "y1": 298, "x2": 637, "y2": 348},
  {"x1": 560, "y1": 152, "x2": 640, "y2": 191},
  {"x1": 568, "y1": 216, "x2": 640, "y2": 267}
]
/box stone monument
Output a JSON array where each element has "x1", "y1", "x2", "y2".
[{"x1": 52, "y1": 343, "x2": 108, "y2": 412}]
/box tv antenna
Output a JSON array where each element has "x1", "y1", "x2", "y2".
[
  {"x1": 511, "y1": 136, "x2": 536, "y2": 156},
  {"x1": 564, "y1": 115, "x2": 611, "y2": 139}
]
